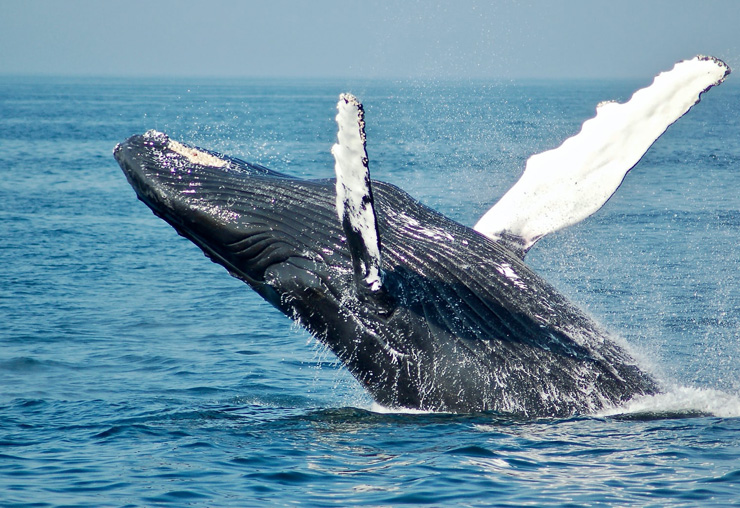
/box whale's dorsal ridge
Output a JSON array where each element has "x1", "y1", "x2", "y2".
[
  {"x1": 331, "y1": 93, "x2": 384, "y2": 293},
  {"x1": 475, "y1": 55, "x2": 730, "y2": 254}
]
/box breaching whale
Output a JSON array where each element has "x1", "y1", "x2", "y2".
[{"x1": 114, "y1": 56, "x2": 729, "y2": 417}]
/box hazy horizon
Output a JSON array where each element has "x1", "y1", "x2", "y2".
[{"x1": 2, "y1": 1, "x2": 739, "y2": 81}]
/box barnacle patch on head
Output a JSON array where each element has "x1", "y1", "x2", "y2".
[{"x1": 168, "y1": 138, "x2": 228, "y2": 168}]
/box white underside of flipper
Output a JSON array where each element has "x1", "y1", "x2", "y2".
[
  {"x1": 332, "y1": 94, "x2": 383, "y2": 291},
  {"x1": 474, "y1": 56, "x2": 730, "y2": 254}
]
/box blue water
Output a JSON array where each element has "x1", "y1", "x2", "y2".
[{"x1": 2, "y1": 75, "x2": 740, "y2": 506}]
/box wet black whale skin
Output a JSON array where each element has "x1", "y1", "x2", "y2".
[{"x1": 114, "y1": 132, "x2": 659, "y2": 416}]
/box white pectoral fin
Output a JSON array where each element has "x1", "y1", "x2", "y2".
[
  {"x1": 474, "y1": 56, "x2": 730, "y2": 255},
  {"x1": 331, "y1": 93, "x2": 383, "y2": 291}
]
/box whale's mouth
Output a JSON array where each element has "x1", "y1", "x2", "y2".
[{"x1": 113, "y1": 131, "x2": 345, "y2": 293}]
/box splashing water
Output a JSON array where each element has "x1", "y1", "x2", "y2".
[{"x1": 600, "y1": 386, "x2": 740, "y2": 418}]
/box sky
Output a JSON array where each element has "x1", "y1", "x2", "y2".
[{"x1": 1, "y1": 0, "x2": 739, "y2": 80}]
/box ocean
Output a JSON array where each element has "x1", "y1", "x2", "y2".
[{"x1": 1, "y1": 74, "x2": 740, "y2": 506}]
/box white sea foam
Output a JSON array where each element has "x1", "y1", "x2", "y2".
[
  {"x1": 597, "y1": 385, "x2": 740, "y2": 418},
  {"x1": 367, "y1": 381, "x2": 740, "y2": 418},
  {"x1": 369, "y1": 402, "x2": 436, "y2": 414}
]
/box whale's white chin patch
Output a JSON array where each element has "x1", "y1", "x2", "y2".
[{"x1": 168, "y1": 138, "x2": 228, "y2": 168}]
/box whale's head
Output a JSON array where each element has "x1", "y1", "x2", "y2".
[
  {"x1": 114, "y1": 130, "x2": 354, "y2": 314},
  {"x1": 114, "y1": 130, "x2": 443, "y2": 410}
]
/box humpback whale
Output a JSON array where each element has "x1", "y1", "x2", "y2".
[{"x1": 114, "y1": 56, "x2": 730, "y2": 417}]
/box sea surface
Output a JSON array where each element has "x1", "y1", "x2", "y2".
[{"x1": 1, "y1": 74, "x2": 740, "y2": 506}]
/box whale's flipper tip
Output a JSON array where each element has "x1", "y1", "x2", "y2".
[
  {"x1": 332, "y1": 94, "x2": 383, "y2": 292},
  {"x1": 696, "y1": 55, "x2": 731, "y2": 80}
]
